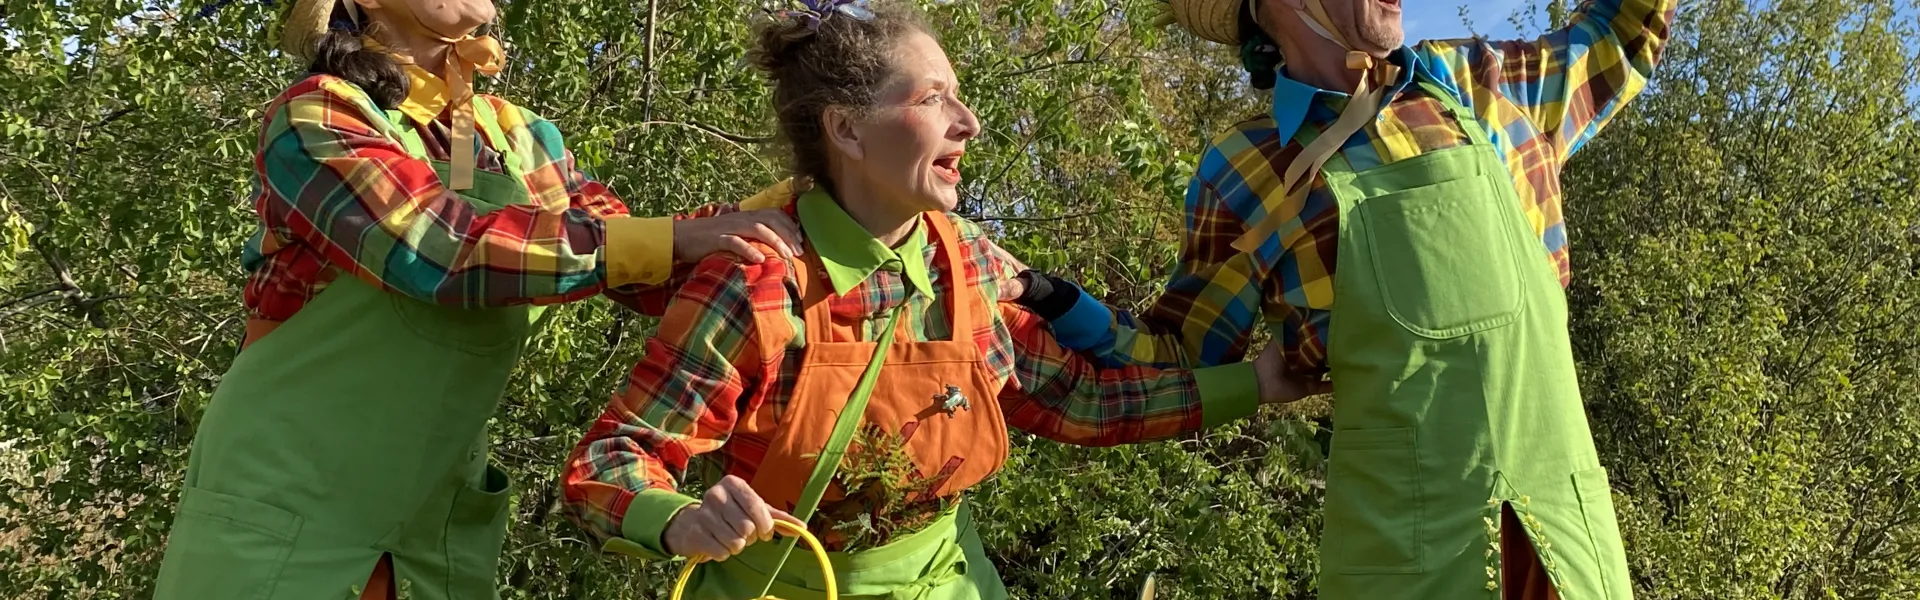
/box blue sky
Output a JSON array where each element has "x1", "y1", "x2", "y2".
[
  {"x1": 1403, "y1": 1, "x2": 1536, "y2": 42},
  {"x1": 1403, "y1": 1, "x2": 1920, "y2": 44}
]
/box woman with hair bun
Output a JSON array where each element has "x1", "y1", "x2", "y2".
[
  {"x1": 559, "y1": 2, "x2": 1325, "y2": 598},
  {"x1": 151, "y1": 0, "x2": 805, "y2": 598}
]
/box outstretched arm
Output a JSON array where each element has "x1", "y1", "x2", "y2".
[{"x1": 1421, "y1": 0, "x2": 1679, "y2": 161}]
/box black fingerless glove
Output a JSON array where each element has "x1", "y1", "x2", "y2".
[{"x1": 1013, "y1": 270, "x2": 1083, "y2": 321}]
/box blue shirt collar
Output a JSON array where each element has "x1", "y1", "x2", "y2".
[{"x1": 1268, "y1": 45, "x2": 1437, "y2": 144}]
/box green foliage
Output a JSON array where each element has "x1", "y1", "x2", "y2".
[
  {"x1": 2, "y1": 0, "x2": 1917, "y2": 598},
  {"x1": 1564, "y1": 2, "x2": 1920, "y2": 598},
  {"x1": 813, "y1": 424, "x2": 949, "y2": 552}
]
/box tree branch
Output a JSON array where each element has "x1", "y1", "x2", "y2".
[
  {"x1": 995, "y1": 58, "x2": 1098, "y2": 79},
  {"x1": 0, "y1": 287, "x2": 63, "y2": 313},
  {"x1": 0, "y1": 292, "x2": 67, "y2": 323},
  {"x1": 959, "y1": 209, "x2": 1114, "y2": 223},
  {"x1": 642, "y1": 0, "x2": 660, "y2": 121},
  {"x1": 685, "y1": 120, "x2": 772, "y2": 144}
]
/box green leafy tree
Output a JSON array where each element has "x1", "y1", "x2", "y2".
[{"x1": 2, "y1": 0, "x2": 1917, "y2": 598}]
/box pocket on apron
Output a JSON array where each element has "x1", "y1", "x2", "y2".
[
  {"x1": 1358, "y1": 176, "x2": 1524, "y2": 339},
  {"x1": 1573, "y1": 467, "x2": 1628, "y2": 600},
  {"x1": 386, "y1": 292, "x2": 531, "y2": 355},
  {"x1": 1322, "y1": 427, "x2": 1423, "y2": 574},
  {"x1": 443, "y1": 462, "x2": 514, "y2": 596},
  {"x1": 154, "y1": 486, "x2": 305, "y2": 600}
]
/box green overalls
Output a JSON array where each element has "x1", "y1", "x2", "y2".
[
  {"x1": 153, "y1": 98, "x2": 544, "y2": 600},
  {"x1": 1310, "y1": 76, "x2": 1633, "y2": 599}
]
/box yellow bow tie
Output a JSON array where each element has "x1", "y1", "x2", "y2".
[
  {"x1": 1231, "y1": 0, "x2": 1398, "y2": 253},
  {"x1": 367, "y1": 0, "x2": 506, "y2": 191},
  {"x1": 438, "y1": 34, "x2": 504, "y2": 190}
]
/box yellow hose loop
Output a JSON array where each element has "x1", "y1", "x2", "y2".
[{"x1": 669, "y1": 520, "x2": 836, "y2": 600}]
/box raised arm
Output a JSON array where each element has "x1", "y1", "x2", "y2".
[{"x1": 1421, "y1": 0, "x2": 1678, "y2": 160}]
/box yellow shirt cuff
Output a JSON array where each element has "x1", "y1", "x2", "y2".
[
  {"x1": 740, "y1": 178, "x2": 799, "y2": 211},
  {"x1": 604, "y1": 216, "x2": 676, "y2": 287}
]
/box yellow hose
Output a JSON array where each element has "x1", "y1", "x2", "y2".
[{"x1": 669, "y1": 520, "x2": 836, "y2": 600}]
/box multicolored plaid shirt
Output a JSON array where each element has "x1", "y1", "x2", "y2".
[
  {"x1": 561, "y1": 196, "x2": 1259, "y2": 554},
  {"x1": 1064, "y1": 0, "x2": 1676, "y2": 374},
  {"x1": 242, "y1": 69, "x2": 696, "y2": 324}
]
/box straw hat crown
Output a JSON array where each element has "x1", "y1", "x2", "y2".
[
  {"x1": 281, "y1": 0, "x2": 349, "y2": 61},
  {"x1": 1155, "y1": 0, "x2": 1243, "y2": 46}
]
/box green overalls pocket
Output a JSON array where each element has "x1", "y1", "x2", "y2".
[
  {"x1": 444, "y1": 462, "x2": 514, "y2": 598},
  {"x1": 1322, "y1": 427, "x2": 1423, "y2": 574},
  {"x1": 1358, "y1": 174, "x2": 1524, "y2": 339},
  {"x1": 431, "y1": 160, "x2": 531, "y2": 214},
  {"x1": 387, "y1": 291, "x2": 531, "y2": 355},
  {"x1": 154, "y1": 487, "x2": 305, "y2": 599}
]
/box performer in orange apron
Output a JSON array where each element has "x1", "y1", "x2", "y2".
[{"x1": 559, "y1": 2, "x2": 1321, "y2": 598}]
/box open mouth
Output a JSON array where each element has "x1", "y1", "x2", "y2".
[
  {"x1": 932, "y1": 153, "x2": 963, "y2": 184},
  {"x1": 1375, "y1": 0, "x2": 1401, "y2": 8}
]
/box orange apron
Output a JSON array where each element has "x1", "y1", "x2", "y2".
[{"x1": 748, "y1": 213, "x2": 1010, "y2": 515}]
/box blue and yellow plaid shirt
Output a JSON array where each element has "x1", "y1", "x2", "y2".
[{"x1": 1050, "y1": 0, "x2": 1677, "y2": 375}]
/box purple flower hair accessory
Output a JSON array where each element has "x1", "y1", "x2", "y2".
[{"x1": 773, "y1": 0, "x2": 875, "y2": 31}]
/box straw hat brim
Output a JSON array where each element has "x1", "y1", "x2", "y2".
[
  {"x1": 280, "y1": 0, "x2": 342, "y2": 61},
  {"x1": 1169, "y1": 0, "x2": 1243, "y2": 46}
]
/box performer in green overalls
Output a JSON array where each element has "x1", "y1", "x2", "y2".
[
  {"x1": 151, "y1": 0, "x2": 805, "y2": 598},
  {"x1": 1011, "y1": 0, "x2": 1677, "y2": 598}
]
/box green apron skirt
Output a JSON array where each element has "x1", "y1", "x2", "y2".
[
  {"x1": 1305, "y1": 76, "x2": 1634, "y2": 600},
  {"x1": 678, "y1": 504, "x2": 1006, "y2": 600},
  {"x1": 153, "y1": 99, "x2": 547, "y2": 600}
]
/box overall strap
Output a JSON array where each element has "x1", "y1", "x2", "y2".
[
  {"x1": 794, "y1": 248, "x2": 839, "y2": 343},
  {"x1": 923, "y1": 213, "x2": 976, "y2": 339},
  {"x1": 755, "y1": 305, "x2": 902, "y2": 596},
  {"x1": 1413, "y1": 76, "x2": 1495, "y2": 149},
  {"x1": 468, "y1": 96, "x2": 527, "y2": 178},
  {"x1": 383, "y1": 109, "x2": 432, "y2": 159},
  {"x1": 380, "y1": 98, "x2": 527, "y2": 177}
]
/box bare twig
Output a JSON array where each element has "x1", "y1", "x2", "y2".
[
  {"x1": 0, "y1": 292, "x2": 66, "y2": 323},
  {"x1": 90, "y1": 106, "x2": 138, "y2": 131},
  {"x1": 959, "y1": 209, "x2": 1114, "y2": 223},
  {"x1": 642, "y1": 0, "x2": 660, "y2": 121},
  {"x1": 619, "y1": 120, "x2": 775, "y2": 176},
  {"x1": 995, "y1": 58, "x2": 1099, "y2": 79},
  {"x1": 0, "y1": 287, "x2": 63, "y2": 313},
  {"x1": 500, "y1": 434, "x2": 569, "y2": 447},
  {"x1": 685, "y1": 120, "x2": 772, "y2": 144}
]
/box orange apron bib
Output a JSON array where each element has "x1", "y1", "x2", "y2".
[{"x1": 748, "y1": 213, "x2": 1009, "y2": 515}]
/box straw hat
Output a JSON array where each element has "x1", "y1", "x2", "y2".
[
  {"x1": 279, "y1": 0, "x2": 360, "y2": 61},
  {"x1": 1152, "y1": 0, "x2": 1245, "y2": 46}
]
